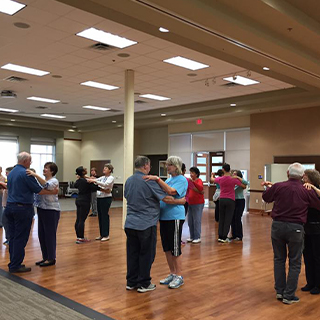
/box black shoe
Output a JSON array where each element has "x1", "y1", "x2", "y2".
[
  {"x1": 310, "y1": 287, "x2": 320, "y2": 295},
  {"x1": 301, "y1": 284, "x2": 314, "y2": 291},
  {"x1": 35, "y1": 259, "x2": 45, "y2": 266},
  {"x1": 89, "y1": 213, "x2": 97, "y2": 217},
  {"x1": 9, "y1": 266, "x2": 31, "y2": 273},
  {"x1": 39, "y1": 260, "x2": 56, "y2": 267}
]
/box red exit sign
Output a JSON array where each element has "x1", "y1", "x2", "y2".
[{"x1": 196, "y1": 119, "x2": 202, "y2": 125}]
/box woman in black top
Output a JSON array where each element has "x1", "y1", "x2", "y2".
[
  {"x1": 74, "y1": 166, "x2": 99, "y2": 244},
  {"x1": 302, "y1": 169, "x2": 320, "y2": 294}
]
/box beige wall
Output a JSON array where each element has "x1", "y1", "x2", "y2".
[
  {"x1": 81, "y1": 128, "x2": 124, "y2": 183},
  {"x1": 136, "y1": 127, "x2": 168, "y2": 155},
  {"x1": 63, "y1": 139, "x2": 82, "y2": 181},
  {"x1": 168, "y1": 115, "x2": 250, "y2": 134},
  {"x1": 250, "y1": 106, "x2": 320, "y2": 209}
]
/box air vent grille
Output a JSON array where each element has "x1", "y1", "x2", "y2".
[
  {"x1": 221, "y1": 82, "x2": 241, "y2": 87},
  {"x1": 90, "y1": 43, "x2": 115, "y2": 51},
  {"x1": 4, "y1": 76, "x2": 28, "y2": 82},
  {"x1": 35, "y1": 106, "x2": 48, "y2": 109},
  {"x1": 135, "y1": 100, "x2": 147, "y2": 104}
]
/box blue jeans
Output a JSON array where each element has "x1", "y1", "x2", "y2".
[
  {"x1": 5, "y1": 203, "x2": 34, "y2": 270},
  {"x1": 188, "y1": 203, "x2": 204, "y2": 239},
  {"x1": 271, "y1": 221, "x2": 304, "y2": 299}
]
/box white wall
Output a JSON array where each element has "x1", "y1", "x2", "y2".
[
  {"x1": 137, "y1": 127, "x2": 168, "y2": 155},
  {"x1": 81, "y1": 128, "x2": 124, "y2": 183},
  {"x1": 63, "y1": 139, "x2": 82, "y2": 181}
]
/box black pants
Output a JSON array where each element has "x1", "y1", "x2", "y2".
[
  {"x1": 97, "y1": 197, "x2": 112, "y2": 237},
  {"x1": 218, "y1": 198, "x2": 235, "y2": 240},
  {"x1": 303, "y1": 233, "x2": 320, "y2": 288},
  {"x1": 75, "y1": 200, "x2": 90, "y2": 238},
  {"x1": 231, "y1": 199, "x2": 245, "y2": 239},
  {"x1": 214, "y1": 200, "x2": 220, "y2": 222},
  {"x1": 125, "y1": 226, "x2": 157, "y2": 288},
  {"x1": 37, "y1": 208, "x2": 60, "y2": 261}
]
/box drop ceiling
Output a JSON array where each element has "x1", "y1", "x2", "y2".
[{"x1": 0, "y1": 0, "x2": 319, "y2": 131}]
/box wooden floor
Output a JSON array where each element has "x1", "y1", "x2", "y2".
[{"x1": 1, "y1": 207, "x2": 320, "y2": 320}]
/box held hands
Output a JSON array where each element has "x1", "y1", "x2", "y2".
[
  {"x1": 86, "y1": 178, "x2": 96, "y2": 183},
  {"x1": 303, "y1": 182, "x2": 314, "y2": 190},
  {"x1": 261, "y1": 181, "x2": 273, "y2": 188}
]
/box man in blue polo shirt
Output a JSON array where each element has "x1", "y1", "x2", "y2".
[
  {"x1": 5, "y1": 152, "x2": 58, "y2": 273},
  {"x1": 124, "y1": 156, "x2": 185, "y2": 293}
]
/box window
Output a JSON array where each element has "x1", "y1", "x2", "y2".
[
  {"x1": 0, "y1": 137, "x2": 18, "y2": 176},
  {"x1": 30, "y1": 139, "x2": 55, "y2": 177}
]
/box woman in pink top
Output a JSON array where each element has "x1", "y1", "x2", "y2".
[{"x1": 210, "y1": 163, "x2": 243, "y2": 243}]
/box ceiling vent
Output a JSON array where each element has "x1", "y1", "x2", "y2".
[
  {"x1": 1, "y1": 90, "x2": 17, "y2": 98},
  {"x1": 35, "y1": 106, "x2": 48, "y2": 109},
  {"x1": 135, "y1": 100, "x2": 147, "y2": 104},
  {"x1": 221, "y1": 82, "x2": 241, "y2": 88},
  {"x1": 90, "y1": 42, "x2": 115, "y2": 51},
  {"x1": 4, "y1": 75, "x2": 28, "y2": 82}
]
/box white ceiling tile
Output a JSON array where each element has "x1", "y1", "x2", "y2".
[
  {"x1": 126, "y1": 44, "x2": 158, "y2": 55},
  {"x1": 93, "y1": 20, "x2": 130, "y2": 34},
  {"x1": 72, "y1": 49, "x2": 103, "y2": 60},
  {"x1": 17, "y1": 6, "x2": 60, "y2": 25},
  {"x1": 64, "y1": 9, "x2": 105, "y2": 26},
  {"x1": 31, "y1": 0, "x2": 74, "y2": 16},
  {"x1": 130, "y1": 56, "x2": 158, "y2": 66},
  {"x1": 47, "y1": 16, "x2": 89, "y2": 35}
]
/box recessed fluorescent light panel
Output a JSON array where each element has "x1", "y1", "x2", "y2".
[
  {"x1": 1, "y1": 63, "x2": 49, "y2": 76},
  {"x1": 41, "y1": 114, "x2": 66, "y2": 119},
  {"x1": 83, "y1": 105, "x2": 111, "y2": 111},
  {"x1": 81, "y1": 81, "x2": 119, "y2": 91},
  {"x1": 139, "y1": 94, "x2": 171, "y2": 101},
  {"x1": 76, "y1": 27, "x2": 137, "y2": 49},
  {"x1": 159, "y1": 27, "x2": 169, "y2": 33},
  {"x1": 0, "y1": 107, "x2": 19, "y2": 113},
  {"x1": 263, "y1": 67, "x2": 270, "y2": 71},
  {"x1": 163, "y1": 56, "x2": 209, "y2": 71},
  {"x1": 27, "y1": 96, "x2": 60, "y2": 104},
  {"x1": 223, "y1": 75, "x2": 260, "y2": 86},
  {"x1": 0, "y1": 0, "x2": 26, "y2": 15}
]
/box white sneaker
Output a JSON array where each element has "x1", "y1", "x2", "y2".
[
  {"x1": 186, "y1": 238, "x2": 193, "y2": 242},
  {"x1": 95, "y1": 236, "x2": 102, "y2": 240},
  {"x1": 160, "y1": 274, "x2": 175, "y2": 285},
  {"x1": 137, "y1": 283, "x2": 156, "y2": 293},
  {"x1": 168, "y1": 276, "x2": 184, "y2": 289},
  {"x1": 101, "y1": 237, "x2": 110, "y2": 242},
  {"x1": 192, "y1": 239, "x2": 201, "y2": 244}
]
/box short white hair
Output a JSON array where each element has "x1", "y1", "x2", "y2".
[
  {"x1": 17, "y1": 151, "x2": 31, "y2": 163},
  {"x1": 288, "y1": 162, "x2": 304, "y2": 178}
]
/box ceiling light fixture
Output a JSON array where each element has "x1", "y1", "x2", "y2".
[
  {"x1": 40, "y1": 114, "x2": 66, "y2": 119},
  {"x1": 230, "y1": 103, "x2": 237, "y2": 107},
  {"x1": 27, "y1": 96, "x2": 60, "y2": 104},
  {"x1": 247, "y1": 70, "x2": 252, "y2": 77},
  {"x1": 83, "y1": 105, "x2": 111, "y2": 111},
  {"x1": 1, "y1": 63, "x2": 49, "y2": 76},
  {"x1": 159, "y1": 27, "x2": 169, "y2": 33},
  {"x1": 223, "y1": 75, "x2": 259, "y2": 86},
  {"x1": 139, "y1": 94, "x2": 171, "y2": 101},
  {"x1": 161, "y1": 113, "x2": 167, "y2": 117},
  {"x1": 68, "y1": 129, "x2": 75, "y2": 132},
  {"x1": 10, "y1": 119, "x2": 16, "y2": 121},
  {"x1": 0, "y1": 0, "x2": 26, "y2": 15},
  {"x1": 76, "y1": 27, "x2": 137, "y2": 49},
  {"x1": 81, "y1": 81, "x2": 119, "y2": 91},
  {"x1": 263, "y1": 67, "x2": 270, "y2": 71},
  {"x1": 0, "y1": 107, "x2": 19, "y2": 113},
  {"x1": 163, "y1": 56, "x2": 209, "y2": 71},
  {"x1": 112, "y1": 120, "x2": 117, "y2": 123}
]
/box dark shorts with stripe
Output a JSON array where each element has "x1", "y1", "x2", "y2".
[{"x1": 160, "y1": 220, "x2": 185, "y2": 256}]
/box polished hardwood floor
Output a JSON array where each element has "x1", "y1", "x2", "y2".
[{"x1": 1, "y1": 207, "x2": 320, "y2": 320}]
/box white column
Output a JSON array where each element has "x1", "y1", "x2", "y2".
[{"x1": 122, "y1": 69, "x2": 135, "y2": 226}]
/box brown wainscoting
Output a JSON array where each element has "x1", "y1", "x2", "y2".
[{"x1": 274, "y1": 155, "x2": 320, "y2": 171}]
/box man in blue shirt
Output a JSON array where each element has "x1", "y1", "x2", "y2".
[
  {"x1": 124, "y1": 156, "x2": 185, "y2": 293},
  {"x1": 5, "y1": 152, "x2": 58, "y2": 273}
]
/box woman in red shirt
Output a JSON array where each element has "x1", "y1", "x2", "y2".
[{"x1": 186, "y1": 167, "x2": 204, "y2": 244}]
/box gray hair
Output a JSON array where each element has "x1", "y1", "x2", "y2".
[
  {"x1": 135, "y1": 156, "x2": 150, "y2": 168},
  {"x1": 17, "y1": 152, "x2": 31, "y2": 163},
  {"x1": 288, "y1": 162, "x2": 305, "y2": 179},
  {"x1": 166, "y1": 156, "x2": 182, "y2": 175}
]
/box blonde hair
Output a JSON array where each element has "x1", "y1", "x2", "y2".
[{"x1": 166, "y1": 156, "x2": 182, "y2": 175}]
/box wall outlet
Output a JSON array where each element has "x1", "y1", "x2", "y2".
[{"x1": 255, "y1": 199, "x2": 259, "y2": 203}]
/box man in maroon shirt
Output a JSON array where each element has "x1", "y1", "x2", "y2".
[{"x1": 262, "y1": 163, "x2": 320, "y2": 305}]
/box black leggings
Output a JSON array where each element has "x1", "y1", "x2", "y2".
[{"x1": 75, "y1": 201, "x2": 90, "y2": 238}]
